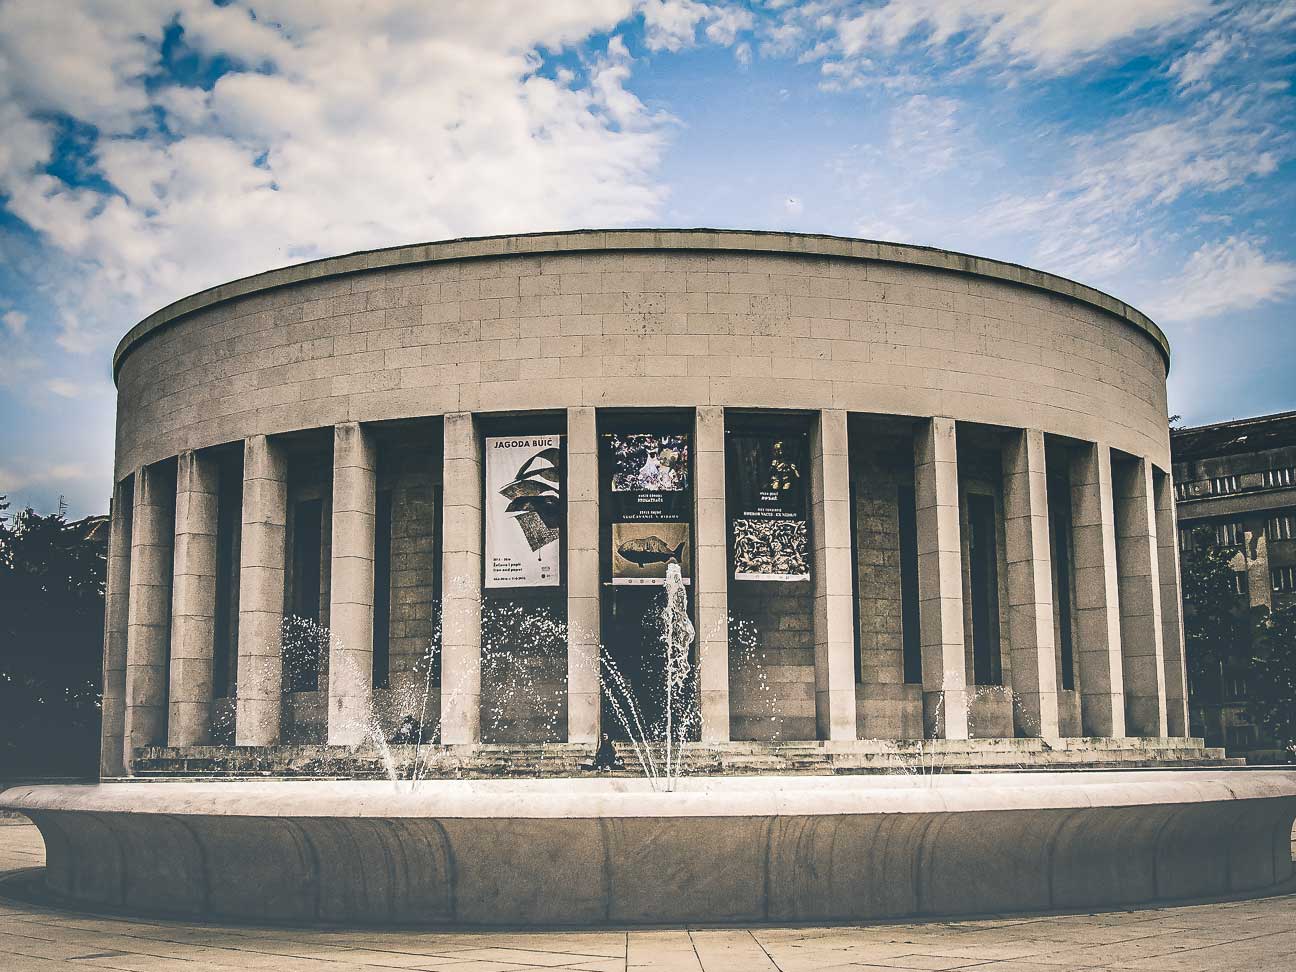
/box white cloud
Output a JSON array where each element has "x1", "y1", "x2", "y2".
[
  {"x1": 0, "y1": 461, "x2": 92, "y2": 494},
  {"x1": 981, "y1": 90, "x2": 1287, "y2": 280},
  {"x1": 1170, "y1": 1, "x2": 1296, "y2": 91},
  {"x1": 640, "y1": 0, "x2": 711, "y2": 51},
  {"x1": 45, "y1": 378, "x2": 83, "y2": 398},
  {"x1": 2, "y1": 310, "x2": 26, "y2": 336},
  {"x1": 0, "y1": 0, "x2": 671, "y2": 356},
  {"x1": 775, "y1": 0, "x2": 1213, "y2": 84},
  {"x1": 639, "y1": 0, "x2": 751, "y2": 52},
  {"x1": 1153, "y1": 237, "x2": 1296, "y2": 322},
  {"x1": 888, "y1": 95, "x2": 961, "y2": 174},
  {"x1": 704, "y1": 6, "x2": 754, "y2": 46}
]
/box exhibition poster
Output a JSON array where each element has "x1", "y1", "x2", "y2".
[
  {"x1": 728, "y1": 431, "x2": 810, "y2": 581},
  {"x1": 604, "y1": 432, "x2": 691, "y2": 585},
  {"x1": 485, "y1": 435, "x2": 562, "y2": 588}
]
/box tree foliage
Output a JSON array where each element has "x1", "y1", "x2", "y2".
[
  {"x1": 1179, "y1": 532, "x2": 1249, "y2": 701},
  {"x1": 1249, "y1": 603, "x2": 1296, "y2": 755},
  {"x1": 0, "y1": 502, "x2": 106, "y2": 776},
  {"x1": 1179, "y1": 523, "x2": 1296, "y2": 757}
]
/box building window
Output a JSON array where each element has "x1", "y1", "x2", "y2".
[
  {"x1": 1227, "y1": 675, "x2": 1248, "y2": 698},
  {"x1": 1267, "y1": 513, "x2": 1296, "y2": 542},
  {"x1": 1215, "y1": 521, "x2": 1243, "y2": 546},
  {"x1": 967, "y1": 492, "x2": 1002, "y2": 686},
  {"x1": 1180, "y1": 526, "x2": 1193, "y2": 552},
  {"x1": 371, "y1": 489, "x2": 393, "y2": 690},
  {"x1": 1175, "y1": 481, "x2": 1190, "y2": 500},
  {"x1": 1212, "y1": 475, "x2": 1240, "y2": 495},
  {"x1": 286, "y1": 497, "x2": 324, "y2": 693},
  {"x1": 1272, "y1": 565, "x2": 1296, "y2": 593},
  {"x1": 1048, "y1": 472, "x2": 1076, "y2": 692},
  {"x1": 1226, "y1": 725, "x2": 1257, "y2": 748},
  {"x1": 1263, "y1": 467, "x2": 1295, "y2": 488},
  {"x1": 897, "y1": 484, "x2": 923, "y2": 685},
  {"x1": 1233, "y1": 572, "x2": 1249, "y2": 596}
]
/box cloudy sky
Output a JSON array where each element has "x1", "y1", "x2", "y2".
[{"x1": 1, "y1": 0, "x2": 1293, "y2": 516}]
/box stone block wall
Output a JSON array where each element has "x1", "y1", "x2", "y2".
[
  {"x1": 851, "y1": 424, "x2": 924, "y2": 739},
  {"x1": 113, "y1": 233, "x2": 1173, "y2": 484},
  {"x1": 480, "y1": 594, "x2": 567, "y2": 743},
  {"x1": 375, "y1": 444, "x2": 441, "y2": 733},
  {"x1": 957, "y1": 439, "x2": 1016, "y2": 736},
  {"x1": 279, "y1": 445, "x2": 333, "y2": 744},
  {"x1": 729, "y1": 582, "x2": 815, "y2": 741}
]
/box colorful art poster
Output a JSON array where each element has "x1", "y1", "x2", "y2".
[
  {"x1": 603, "y1": 432, "x2": 692, "y2": 584},
  {"x1": 611, "y1": 521, "x2": 691, "y2": 585},
  {"x1": 728, "y1": 432, "x2": 810, "y2": 581},
  {"x1": 484, "y1": 435, "x2": 562, "y2": 588}
]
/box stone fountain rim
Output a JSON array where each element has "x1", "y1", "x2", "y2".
[{"x1": 4, "y1": 770, "x2": 1294, "y2": 820}]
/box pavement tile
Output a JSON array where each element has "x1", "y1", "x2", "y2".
[
  {"x1": 686, "y1": 930, "x2": 778, "y2": 972},
  {"x1": 3, "y1": 820, "x2": 1296, "y2": 972},
  {"x1": 626, "y1": 930, "x2": 701, "y2": 970},
  {"x1": 427, "y1": 947, "x2": 613, "y2": 968}
]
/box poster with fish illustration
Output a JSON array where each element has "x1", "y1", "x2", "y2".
[
  {"x1": 485, "y1": 435, "x2": 562, "y2": 588},
  {"x1": 612, "y1": 522, "x2": 691, "y2": 584},
  {"x1": 728, "y1": 431, "x2": 810, "y2": 581},
  {"x1": 602, "y1": 431, "x2": 692, "y2": 584}
]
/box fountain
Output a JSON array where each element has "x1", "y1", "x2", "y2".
[{"x1": 4, "y1": 576, "x2": 1296, "y2": 926}]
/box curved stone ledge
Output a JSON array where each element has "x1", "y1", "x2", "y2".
[
  {"x1": 5, "y1": 771, "x2": 1294, "y2": 926},
  {"x1": 114, "y1": 229, "x2": 1170, "y2": 381}
]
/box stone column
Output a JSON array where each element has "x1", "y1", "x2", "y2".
[
  {"x1": 1070, "y1": 443, "x2": 1126, "y2": 738},
  {"x1": 1001, "y1": 429, "x2": 1061, "y2": 739},
  {"x1": 810, "y1": 409, "x2": 857, "y2": 740},
  {"x1": 914, "y1": 417, "x2": 969, "y2": 739},
  {"x1": 440, "y1": 412, "x2": 482, "y2": 745},
  {"x1": 566, "y1": 406, "x2": 601, "y2": 744},
  {"x1": 123, "y1": 462, "x2": 175, "y2": 764},
  {"x1": 694, "y1": 406, "x2": 730, "y2": 742},
  {"x1": 99, "y1": 479, "x2": 132, "y2": 777},
  {"x1": 167, "y1": 451, "x2": 220, "y2": 747},
  {"x1": 1154, "y1": 469, "x2": 1190, "y2": 737},
  {"x1": 1114, "y1": 456, "x2": 1168, "y2": 737},
  {"x1": 328, "y1": 422, "x2": 377, "y2": 745},
  {"x1": 235, "y1": 435, "x2": 288, "y2": 747}
]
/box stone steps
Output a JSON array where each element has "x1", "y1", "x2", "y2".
[{"x1": 130, "y1": 736, "x2": 1243, "y2": 779}]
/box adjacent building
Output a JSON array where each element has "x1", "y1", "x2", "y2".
[{"x1": 1172, "y1": 410, "x2": 1296, "y2": 760}]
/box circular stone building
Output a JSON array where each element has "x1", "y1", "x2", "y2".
[{"x1": 100, "y1": 229, "x2": 1205, "y2": 777}]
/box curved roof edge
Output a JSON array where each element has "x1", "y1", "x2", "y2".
[{"x1": 114, "y1": 228, "x2": 1170, "y2": 381}]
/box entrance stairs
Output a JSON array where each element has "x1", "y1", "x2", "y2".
[{"x1": 131, "y1": 736, "x2": 1243, "y2": 779}]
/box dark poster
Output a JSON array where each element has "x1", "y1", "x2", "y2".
[
  {"x1": 603, "y1": 432, "x2": 691, "y2": 585},
  {"x1": 728, "y1": 431, "x2": 810, "y2": 581}
]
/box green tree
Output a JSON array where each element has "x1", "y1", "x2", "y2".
[
  {"x1": 0, "y1": 505, "x2": 107, "y2": 775},
  {"x1": 1179, "y1": 530, "x2": 1249, "y2": 702},
  {"x1": 1249, "y1": 603, "x2": 1296, "y2": 757}
]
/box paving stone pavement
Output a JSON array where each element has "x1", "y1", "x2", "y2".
[{"x1": 2, "y1": 818, "x2": 1295, "y2": 972}]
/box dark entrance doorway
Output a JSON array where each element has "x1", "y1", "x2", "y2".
[
  {"x1": 601, "y1": 586, "x2": 671, "y2": 739},
  {"x1": 596, "y1": 411, "x2": 696, "y2": 741}
]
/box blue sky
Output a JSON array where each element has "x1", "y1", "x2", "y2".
[{"x1": 1, "y1": 0, "x2": 1294, "y2": 517}]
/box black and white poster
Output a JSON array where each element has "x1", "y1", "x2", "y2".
[
  {"x1": 728, "y1": 432, "x2": 809, "y2": 581},
  {"x1": 603, "y1": 432, "x2": 691, "y2": 584},
  {"x1": 485, "y1": 435, "x2": 562, "y2": 588}
]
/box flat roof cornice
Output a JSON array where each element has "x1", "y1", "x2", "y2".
[{"x1": 113, "y1": 228, "x2": 1170, "y2": 381}]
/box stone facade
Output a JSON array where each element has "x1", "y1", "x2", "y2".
[
  {"x1": 99, "y1": 229, "x2": 1187, "y2": 775},
  {"x1": 1172, "y1": 410, "x2": 1296, "y2": 760}
]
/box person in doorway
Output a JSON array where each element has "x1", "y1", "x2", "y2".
[{"x1": 581, "y1": 733, "x2": 625, "y2": 771}]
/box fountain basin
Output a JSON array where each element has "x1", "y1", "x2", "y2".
[{"x1": 4, "y1": 771, "x2": 1295, "y2": 926}]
